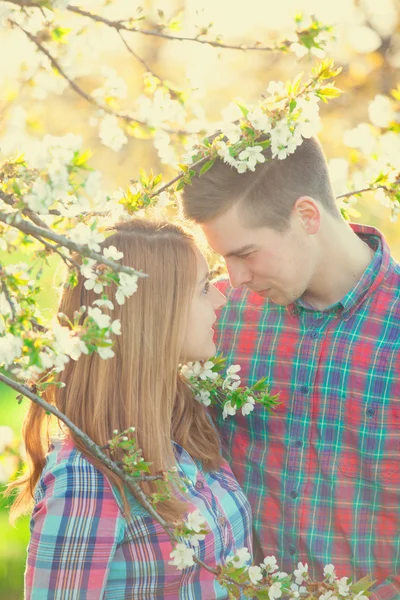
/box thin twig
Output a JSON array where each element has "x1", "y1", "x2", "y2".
[
  {"x1": 0, "y1": 269, "x2": 17, "y2": 321},
  {"x1": 12, "y1": 22, "x2": 190, "y2": 137},
  {"x1": 337, "y1": 185, "x2": 385, "y2": 199},
  {"x1": 0, "y1": 210, "x2": 147, "y2": 277},
  {"x1": 67, "y1": 5, "x2": 281, "y2": 52},
  {"x1": 118, "y1": 31, "x2": 162, "y2": 82},
  {"x1": 34, "y1": 234, "x2": 81, "y2": 270},
  {"x1": 0, "y1": 190, "x2": 50, "y2": 230}
]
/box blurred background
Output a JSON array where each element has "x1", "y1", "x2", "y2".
[{"x1": 0, "y1": 0, "x2": 399, "y2": 597}]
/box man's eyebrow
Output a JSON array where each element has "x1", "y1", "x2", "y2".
[{"x1": 224, "y1": 244, "x2": 257, "y2": 259}]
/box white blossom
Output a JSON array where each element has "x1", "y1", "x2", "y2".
[
  {"x1": 169, "y1": 543, "x2": 195, "y2": 570},
  {"x1": 267, "y1": 81, "x2": 286, "y2": 96},
  {"x1": 68, "y1": 336, "x2": 89, "y2": 361},
  {"x1": 237, "y1": 146, "x2": 266, "y2": 172},
  {"x1": 103, "y1": 246, "x2": 124, "y2": 261},
  {"x1": 69, "y1": 223, "x2": 105, "y2": 252},
  {"x1": 195, "y1": 389, "x2": 211, "y2": 406},
  {"x1": 91, "y1": 300, "x2": 113, "y2": 313},
  {"x1": 93, "y1": 67, "x2": 128, "y2": 101},
  {"x1": 337, "y1": 576, "x2": 350, "y2": 596},
  {"x1": 84, "y1": 276, "x2": 104, "y2": 295},
  {"x1": 44, "y1": 133, "x2": 82, "y2": 165},
  {"x1": 0, "y1": 333, "x2": 23, "y2": 368},
  {"x1": 24, "y1": 178, "x2": 54, "y2": 214},
  {"x1": 226, "y1": 547, "x2": 251, "y2": 568},
  {"x1": 217, "y1": 141, "x2": 237, "y2": 167},
  {"x1": 111, "y1": 320, "x2": 121, "y2": 335},
  {"x1": 323, "y1": 563, "x2": 337, "y2": 583},
  {"x1": 290, "y1": 43, "x2": 309, "y2": 58},
  {"x1": 290, "y1": 582, "x2": 307, "y2": 597},
  {"x1": 220, "y1": 122, "x2": 242, "y2": 144},
  {"x1": 222, "y1": 400, "x2": 237, "y2": 419},
  {"x1": 318, "y1": 592, "x2": 338, "y2": 600},
  {"x1": 52, "y1": 0, "x2": 71, "y2": 9},
  {"x1": 343, "y1": 124, "x2": 376, "y2": 154},
  {"x1": 268, "y1": 581, "x2": 282, "y2": 599},
  {"x1": 294, "y1": 561, "x2": 308, "y2": 585},
  {"x1": 88, "y1": 307, "x2": 111, "y2": 329},
  {"x1": 186, "y1": 509, "x2": 206, "y2": 533},
  {"x1": 248, "y1": 565, "x2": 263, "y2": 585},
  {"x1": 199, "y1": 361, "x2": 218, "y2": 381},
  {"x1": 99, "y1": 115, "x2": 128, "y2": 152},
  {"x1": 84, "y1": 171, "x2": 103, "y2": 197},
  {"x1": 185, "y1": 509, "x2": 207, "y2": 546},
  {"x1": 242, "y1": 396, "x2": 255, "y2": 416},
  {"x1": 263, "y1": 555, "x2": 279, "y2": 573},
  {"x1": 368, "y1": 94, "x2": 395, "y2": 128},
  {"x1": 115, "y1": 272, "x2": 139, "y2": 305},
  {"x1": 247, "y1": 107, "x2": 272, "y2": 132},
  {"x1": 97, "y1": 345, "x2": 115, "y2": 359},
  {"x1": 0, "y1": 426, "x2": 14, "y2": 454}
]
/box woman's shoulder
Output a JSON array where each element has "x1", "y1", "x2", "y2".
[
  {"x1": 36, "y1": 437, "x2": 114, "y2": 502},
  {"x1": 36, "y1": 437, "x2": 148, "y2": 519}
]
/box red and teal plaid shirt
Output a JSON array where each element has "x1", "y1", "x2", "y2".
[{"x1": 214, "y1": 224, "x2": 400, "y2": 600}]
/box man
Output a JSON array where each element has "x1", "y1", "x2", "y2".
[{"x1": 181, "y1": 137, "x2": 400, "y2": 599}]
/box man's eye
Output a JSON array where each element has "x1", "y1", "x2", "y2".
[
  {"x1": 238, "y1": 252, "x2": 254, "y2": 259},
  {"x1": 202, "y1": 281, "x2": 210, "y2": 294}
]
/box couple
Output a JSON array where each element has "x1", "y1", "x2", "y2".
[{"x1": 11, "y1": 137, "x2": 400, "y2": 599}]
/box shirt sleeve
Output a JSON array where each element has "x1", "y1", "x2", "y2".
[{"x1": 25, "y1": 454, "x2": 125, "y2": 600}]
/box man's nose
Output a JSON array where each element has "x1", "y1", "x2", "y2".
[{"x1": 226, "y1": 261, "x2": 252, "y2": 289}]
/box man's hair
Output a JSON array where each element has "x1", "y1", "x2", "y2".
[{"x1": 181, "y1": 136, "x2": 341, "y2": 231}]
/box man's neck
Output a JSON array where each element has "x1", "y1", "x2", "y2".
[{"x1": 301, "y1": 222, "x2": 375, "y2": 310}]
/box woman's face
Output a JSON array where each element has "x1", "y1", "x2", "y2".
[{"x1": 180, "y1": 249, "x2": 227, "y2": 363}]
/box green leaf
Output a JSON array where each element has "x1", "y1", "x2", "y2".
[
  {"x1": 236, "y1": 102, "x2": 249, "y2": 118},
  {"x1": 199, "y1": 159, "x2": 216, "y2": 176}
]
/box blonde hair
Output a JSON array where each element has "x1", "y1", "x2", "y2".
[{"x1": 8, "y1": 218, "x2": 221, "y2": 523}]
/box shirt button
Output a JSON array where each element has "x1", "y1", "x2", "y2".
[
  {"x1": 289, "y1": 545, "x2": 296, "y2": 556},
  {"x1": 218, "y1": 516, "x2": 226, "y2": 527},
  {"x1": 366, "y1": 407, "x2": 375, "y2": 417},
  {"x1": 195, "y1": 481, "x2": 204, "y2": 490},
  {"x1": 290, "y1": 490, "x2": 298, "y2": 499},
  {"x1": 295, "y1": 440, "x2": 303, "y2": 448},
  {"x1": 310, "y1": 331, "x2": 319, "y2": 338},
  {"x1": 300, "y1": 385, "x2": 309, "y2": 394},
  {"x1": 292, "y1": 308, "x2": 300, "y2": 316}
]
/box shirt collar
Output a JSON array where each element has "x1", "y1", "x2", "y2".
[{"x1": 291, "y1": 223, "x2": 392, "y2": 317}]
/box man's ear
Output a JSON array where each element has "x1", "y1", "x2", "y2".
[{"x1": 292, "y1": 196, "x2": 321, "y2": 234}]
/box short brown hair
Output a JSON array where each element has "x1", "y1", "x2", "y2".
[{"x1": 181, "y1": 136, "x2": 340, "y2": 231}]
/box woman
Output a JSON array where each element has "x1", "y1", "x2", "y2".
[{"x1": 9, "y1": 218, "x2": 252, "y2": 599}]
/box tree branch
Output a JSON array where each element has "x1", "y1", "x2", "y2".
[
  {"x1": 0, "y1": 371, "x2": 173, "y2": 533},
  {"x1": 0, "y1": 190, "x2": 50, "y2": 230},
  {"x1": 0, "y1": 210, "x2": 147, "y2": 277},
  {"x1": 12, "y1": 22, "x2": 191, "y2": 137},
  {"x1": 67, "y1": 5, "x2": 281, "y2": 52}
]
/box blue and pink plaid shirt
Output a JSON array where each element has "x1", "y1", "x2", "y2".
[
  {"x1": 25, "y1": 438, "x2": 252, "y2": 599},
  {"x1": 214, "y1": 224, "x2": 400, "y2": 600}
]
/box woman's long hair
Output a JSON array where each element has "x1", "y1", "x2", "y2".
[{"x1": 8, "y1": 218, "x2": 221, "y2": 523}]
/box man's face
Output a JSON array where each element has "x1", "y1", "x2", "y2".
[{"x1": 202, "y1": 204, "x2": 317, "y2": 306}]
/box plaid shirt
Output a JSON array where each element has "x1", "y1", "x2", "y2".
[
  {"x1": 214, "y1": 224, "x2": 400, "y2": 600},
  {"x1": 26, "y1": 438, "x2": 252, "y2": 599}
]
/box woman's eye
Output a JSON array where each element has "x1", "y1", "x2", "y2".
[{"x1": 202, "y1": 281, "x2": 210, "y2": 295}]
